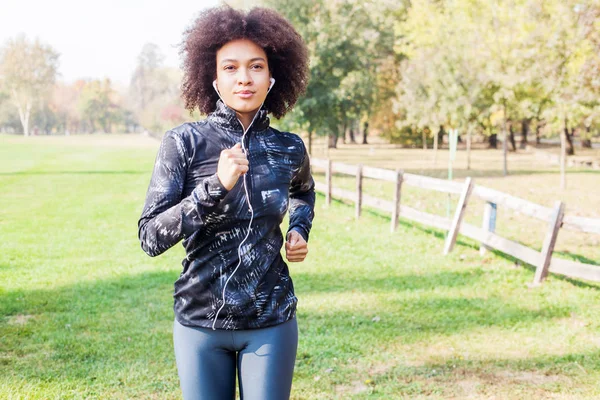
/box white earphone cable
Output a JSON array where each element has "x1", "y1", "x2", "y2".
[{"x1": 211, "y1": 79, "x2": 274, "y2": 330}]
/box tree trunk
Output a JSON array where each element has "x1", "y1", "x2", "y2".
[
  {"x1": 438, "y1": 125, "x2": 445, "y2": 148},
  {"x1": 349, "y1": 120, "x2": 356, "y2": 144},
  {"x1": 508, "y1": 122, "x2": 517, "y2": 152},
  {"x1": 520, "y1": 118, "x2": 529, "y2": 149},
  {"x1": 563, "y1": 118, "x2": 575, "y2": 156},
  {"x1": 17, "y1": 102, "x2": 32, "y2": 137},
  {"x1": 535, "y1": 120, "x2": 543, "y2": 145},
  {"x1": 582, "y1": 125, "x2": 592, "y2": 148},
  {"x1": 341, "y1": 120, "x2": 347, "y2": 144},
  {"x1": 362, "y1": 121, "x2": 369, "y2": 144},
  {"x1": 489, "y1": 133, "x2": 497, "y2": 148},
  {"x1": 503, "y1": 124, "x2": 508, "y2": 176},
  {"x1": 433, "y1": 126, "x2": 439, "y2": 165},
  {"x1": 10, "y1": 88, "x2": 31, "y2": 136},
  {"x1": 466, "y1": 127, "x2": 472, "y2": 170},
  {"x1": 503, "y1": 102, "x2": 509, "y2": 176},
  {"x1": 307, "y1": 130, "x2": 313, "y2": 155},
  {"x1": 422, "y1": 128, "x2": 427, "y2": 150},
  {"x1": 328, "y1": 132, "x2": 339, "y2": 149},
  {"x1": 561, "y1": 122, "x2": 567, "y2": 189}
]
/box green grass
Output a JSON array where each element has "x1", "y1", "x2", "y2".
[{"x1": 2, "y1": 134, "x2": 600, "y2": 399}]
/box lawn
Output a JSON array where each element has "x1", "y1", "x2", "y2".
[{"x1": 1, "y1": 134, "x2": 600, "y2": 399}]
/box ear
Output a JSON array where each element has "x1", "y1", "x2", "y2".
[{"x1": 268, "y1": 77, "x2": 275, "y2": 92}]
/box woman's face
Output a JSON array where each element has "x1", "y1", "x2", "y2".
[{"x1": 215, "y1": 39, "x2": 271, "y2": 117}]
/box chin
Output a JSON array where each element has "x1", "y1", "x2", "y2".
[{"x1": 232, "y1": 100, "x2": 262, "y2": 114}]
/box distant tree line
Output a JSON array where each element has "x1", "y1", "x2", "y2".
[
  {"x1": 1, "y1": 1, "x2": 598, "y2": 157},
  {"x1": 259, "y1": 0, "x2": 599, "y2": 155},
  {"x1": 0, "y1": 37, "x2": 193, "y2": 137}
]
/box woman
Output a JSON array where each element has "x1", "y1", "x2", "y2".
[{"x1": 137, "y1": 5, "x2": 315, "y2": 400}]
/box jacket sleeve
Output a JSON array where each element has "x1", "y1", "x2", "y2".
[
  {"x1": 287, "y1": 139, "x2": 316, "y2": 242},
  {"x1": 137, "y1": 130, "x2": 229, "y2": 257}
]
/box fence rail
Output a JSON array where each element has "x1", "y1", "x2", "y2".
[{"x1": 310, "y1": 157, "x2": 600, "y2": 285}]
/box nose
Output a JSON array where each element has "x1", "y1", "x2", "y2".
[{"x1": 237, "y1": 67, "x2": 253, "y2": 86}]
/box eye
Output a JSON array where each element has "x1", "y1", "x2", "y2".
[
  {"x1": 224, "y1": 65, "x2": 235, "y2": 71},
  {"x1": 251, "y1": 64, "x2": 264, "y2": 70}
]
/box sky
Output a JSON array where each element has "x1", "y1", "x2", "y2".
[{"x1": 1, "y1": 0, "x2": 221, "y2": 87}]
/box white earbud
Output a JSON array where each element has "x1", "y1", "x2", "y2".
[
  {"x1": 212, "y1": 80, "x2": 220, "y2": 95},
  {"x1": 268, "y1": 77, "x2": 275, "y2": 92}
]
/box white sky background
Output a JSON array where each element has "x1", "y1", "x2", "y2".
[{"x1": 1, "y1": 0, "x2": 220, "y2": 88}]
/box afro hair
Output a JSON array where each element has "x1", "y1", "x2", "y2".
[{"x1": 180, "y1": 5, "x2": 309, "y2": 119}]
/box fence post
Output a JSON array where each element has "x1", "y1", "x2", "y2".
[
  {"x1": 326, "y1": 159, "x2": 332, "y2": 207},
  {"x1": 532, "y1": 201, "x2": 565, "y2": 285},
  {"x1": 479, "y1": 202, "x2": 497, "y2": 256},
  {"x1": 391, "y1": 169, "x2": 404, "y2": 233},
  {"x1": 444, "y1": 177, "x2": 474, "y2": 255},
  {"x1": 356, "y1": 164, "x2": 363, "y2": 219}
]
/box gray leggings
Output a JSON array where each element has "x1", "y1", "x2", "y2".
[{"x1": 173, "y1": 316, "x2": 298, "y2": 400}]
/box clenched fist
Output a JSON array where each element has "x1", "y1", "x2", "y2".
[
  {"x1": 217, "y1": 143, "x2": 249, "y2": 191},
  {"x1": 285, "y1": 230, "x2": 308, "y2": 262}
]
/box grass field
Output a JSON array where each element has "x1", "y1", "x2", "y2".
[{"x1": 1, "y1": 133, "x2": 600, "y2": 399}]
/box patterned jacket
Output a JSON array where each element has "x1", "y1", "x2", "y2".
[{"x1": 138, "y1": 100, "x2": 315, "y2": 330}]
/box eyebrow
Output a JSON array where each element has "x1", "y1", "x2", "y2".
[{"x1": 220, "y1": 57, "x2": 267, "y2": 64}]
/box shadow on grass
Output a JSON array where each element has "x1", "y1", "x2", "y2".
[
  {"x1": 0, "y1": 265, "x2": 573, "y2": 382},
  {"x1": 294, "y1": 296, "x2": 574, "y2": 373},
  {"x1": 294, "y1": 269, "x2": 487, "y2": 294},
  {"x1": 0, "y1": 269, "x2": 179, "y2": 384},
  {"x1": 553, "y1": 251, "x2": 600, "y2": 267},
  {"x1": 298, "y1": 298, "x2": 570, "y2": 346},
  {"x1": 486, "y1": 248, "x2": 600, "y2": 290}
]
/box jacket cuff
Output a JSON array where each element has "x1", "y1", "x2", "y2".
[
  {"x1": 287, "y1": 226, "x2": 309, "y2": 243},
  {"x1": 191, "y1": 173, "x2": 229, "y2": 206}
]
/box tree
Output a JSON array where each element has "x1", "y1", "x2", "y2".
[
  {"x1": 78, "y1": 79, "x2": 123, "y2": 133},
  {"x1": 261, "y1": 0, "x2": 400, "y2": 151},
  {"x1": 395, "y1": 0, "x2": 600, "y2": 178},
  {"x1": 31, "y1": 100, "x2": 58, "y2": 134},
  {"x1": 50, "y1": 81, "x2": 84, "y2": 135},
  {"x1": 574, "y1": 3, "x2": 600, "y2": 148},
  {"x1": 0, "y1": 35, "x2": 59, "y2": 136},
  {"x1": 129, "y1": 43, "x2": 168, "y2": 114},
  {"x1": 0, "y1": 89, "x2": 20, "y2": 133},
  {"x1": 127, "y1": 43, "x2": 189, "y2": 135}
]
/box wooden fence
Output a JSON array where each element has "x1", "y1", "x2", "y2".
[{"x1": 311, "y1": 158, "x2": 600, "y2": 285}]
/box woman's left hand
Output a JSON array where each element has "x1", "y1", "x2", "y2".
[{"x1": 285, "y1": 231, "x2": 308, "y2": 262}]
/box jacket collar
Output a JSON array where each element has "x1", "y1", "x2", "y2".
[{"x1": 207, "y1": 99, "x2": 270, "y2": 133}]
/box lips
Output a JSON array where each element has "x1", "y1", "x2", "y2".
[{"x1": 235, "y1": 90, "x2": 255, "y2": 99}]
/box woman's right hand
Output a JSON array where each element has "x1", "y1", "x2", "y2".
[{"x1": 217, "y1": 143, "x2": 249, "y2": 191}]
